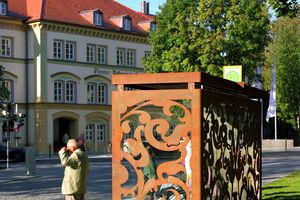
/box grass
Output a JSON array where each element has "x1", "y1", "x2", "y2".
[{"x1": 262, "y1": 170, "x2": 300, "y2": 200}]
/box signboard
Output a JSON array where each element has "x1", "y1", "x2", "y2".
[{"x1": 223, "y1": 65, "x2": 242, "y2": 82}]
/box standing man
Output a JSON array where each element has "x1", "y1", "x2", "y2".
[
  {"x1": 62, "y1": 132, "x2": 70, "y2": 145},
  {"x1": 59, "y1": 139, "x2": 89, "y2": 200}
]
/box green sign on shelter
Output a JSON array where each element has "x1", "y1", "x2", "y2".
[{"x1": 223, "y1": 65, "x2": 242, "y2": 82}]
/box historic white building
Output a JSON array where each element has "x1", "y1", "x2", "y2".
[{"x1": 0, "y1": 0, "x2": 155, "y2": 154}]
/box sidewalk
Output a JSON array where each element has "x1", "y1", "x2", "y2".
[
  {"x1": 262, "y1": 146, "x2": 300, "y2": 153},
  {"x1": 0, "y1": 153, "x2": 111, "y2": 185}
]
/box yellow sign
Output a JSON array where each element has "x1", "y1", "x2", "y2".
[{"x1": 223, "y1": 65, "x2": 242, "y2": 82}]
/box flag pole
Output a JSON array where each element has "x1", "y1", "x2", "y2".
[{"x1": 274, "y1": 50, "x2": 277, "y2": 140}]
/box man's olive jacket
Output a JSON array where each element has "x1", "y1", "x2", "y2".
[{"x1": 58, "y1": 148, "x2": 89, "y2": 195}]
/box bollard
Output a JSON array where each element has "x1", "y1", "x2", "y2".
[
  {"x1": 49, "y1": 145, "x2": 51, "y2": 158},
  {"x1": 26, "y1": 146, "x2": 36, "y2": 175},
  {"x1": 285, "y1": 138, "x2": 287, "y2": 151}
]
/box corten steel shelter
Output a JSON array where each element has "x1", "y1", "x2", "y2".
[{"x1": 112, "y1": 72, "x2": 267, "y2": 200}]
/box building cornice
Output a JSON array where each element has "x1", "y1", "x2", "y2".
[
  {"x1": 0, "y1": 57, "x2": 145, "y2": 73},
  {"x1": 47, "y1": 59, "x2": 145, "y2": 73},
  {"x1": 27, "y1": 21, "x2": 150, "y2": 44},
  {"x1": 0, "y1": 57, "x2": 27, "y2": 63},
  {"x1": 0, "y1": 18, "x2": 25, "y2": 31},
  {"x1": 28, "y1": 102, "x2": 112, "y2": 111}
]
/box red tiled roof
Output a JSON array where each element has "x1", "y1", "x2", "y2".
[{"x1": 6, "y1": 0, "x2": 154, "y2": 35}]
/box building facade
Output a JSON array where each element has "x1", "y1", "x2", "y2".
[{"x1": 0, "y1": 0, "x2": 155, "y2": 154}]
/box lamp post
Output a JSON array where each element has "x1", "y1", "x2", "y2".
[
  {"x1": 1, "y1": 102, "x2": 16, "y2": 169},
  {"x1": 1, "y1": 102, "x2": 26, "y2": 169}
]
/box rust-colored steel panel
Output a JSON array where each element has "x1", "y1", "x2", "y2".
[
  {"x1": 112, "y1": 89, "x2": 200, "y2": 200},
  {"x1": 112, "y1": 72, "x2": 268, "y2": 101},
  {"x1": 112, "y1": 72, "x2": 263, "y2": 200},
  {"x1": 201, "y1": 89, "x2": 261, "y2": 200},
  {"x1": 112, "y1": 72, "x2": 202, "y2": 85}
]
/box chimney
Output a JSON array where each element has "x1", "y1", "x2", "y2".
[{"x1": 141, "y1": 1, "x2": 150, "y2": 15}]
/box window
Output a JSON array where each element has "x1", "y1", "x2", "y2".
[
  {"x1": 54, "y1": 80, "x2": 77, "y2": 103},
  {"x1": 126, "y1": 50, "x2": 135, "y2": 67},
  {"x1": 86, "y1": 122, "x2": 106, "y2": 142},
  {"x1": 96, "y1": 123, "x2": 106, "y2": 141},
  {"x1": 123, "y1": 17, "x2": 131, "y2": 31},
  {"x1": 2, "y1": 79, "x2": 13, "y2": 102},
  {"x1": 117, "y1": 48, "x2": 136, "y2": 67},
  {"x1": 65, "y1": 81, "x2": 75, "y2": 103},
  {"x1": 0, "y1": 2, "x2": 7, "y2": 15},
  {"x1": 65, "y1": 41, "x2": 75, "y2": 61},
  {"x1": 94, "y1": 12, "x2": 103, "y2": 26},
  {"x1": 86, "y1": 124, "x2": 94, "y2": 141},
  {"x1": 53, "y1": 40, "x2": 63, "y2": 59},
  {"x1": 87, "y1": 83, "x2": 96, "y2": 103},
  {"x1": 87, "y1": 44, "x2": 96, "y2": 63},
  {"x1": 116, "y1": 48, "x2": 125, "y2": 66},
  {"x1": 87, "y1": 44, "x2": 106, "y2": 64},
  {"x1": 87, "y1": 82, "x2": 107, "y2": 104},
  {"x1": 1, "y1": 37, "x2": 12, "y2": 57},
  {"x1": 97, "y1": 83, "x2": 106, "y2": 104},
  {"x1": 150, "y1": 22, "x2": 157, "y2": 31},
  {"x1": 53, "y1": 40, "x2": 76, "y2": 60},
  {"x1": 54, "y1": 80, "x2": 63, "y2": 102},
  {"x1": 97, "y1": 46, "x2": 106, "y2": 64},
  {"x1": 144, "y1": 51, "x2": 151, "y2": 58}
]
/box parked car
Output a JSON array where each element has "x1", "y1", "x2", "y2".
[{"x1": 0, "y1": 143, "x2": 25, "y2": 162}]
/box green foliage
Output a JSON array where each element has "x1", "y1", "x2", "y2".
[
  {"x1": 268, "y1": 0, "x2": 299, "y2": 18},
  {"x1": 276, "y1": 17, "x2": 300, "y2": 127},
  {"x1": 263, "y1": 17, "x2": 300, "y2": 127},
  {"x1": 0, "y1": 65, "x2": 10, "y2": 101},
  {"x1": 144, "y1": 0, "x2": 200, "y2": 73},
  {"x1": 144, "y1": 0, "x2": 270, "y2": 83}
]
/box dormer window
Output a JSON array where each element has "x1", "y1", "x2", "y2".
[
  {"x1": 150, "y1": 22, "x2": 157, "y2": 31},
  {"x1": 0, "y1": 1, "x2": 7, "y2": 15},
  {"x1": 137, "y1": 20, "x2": 156, "y2": 32},
  {"x1": 80, "y1": 9, "x2": 103, "y2": 27},
  {"x1": 109, "y1": 15, "x2": 132, "y2": 31},
  {"x1": 94, "y1": 11, "x2": 103, "y2": 26},
  {"x1": 123, "y1": 17, "x2": 131, "y2": 31}
]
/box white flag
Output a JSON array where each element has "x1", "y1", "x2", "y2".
[{"x1": 266, "y1": 51, "x2": 276, "y2": 122}]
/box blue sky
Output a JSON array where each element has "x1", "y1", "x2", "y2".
[
  {"x1": 117, "y1": 1, "x2": 300, "y2": 17},
  {"x1": 116, "y1": 0, "x2": 166, "y2": 15}
]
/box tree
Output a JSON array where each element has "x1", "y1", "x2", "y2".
[
  {"x1": 0, "y1": 65, "x2": 10, "y2": 102},
  {"x1": 144, "y1": 0, "x2": 200, "y2": 73},
  {"x1": 144, "y1": 0, "x2": 270, "y2": 84},
  {"x1": 263, "y1": 16, "x2": 300, "y2": 128},
  {"x1": 268, "y1": 0, "x2": 299, "y2": 18}
]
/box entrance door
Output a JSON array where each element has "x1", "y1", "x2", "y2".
[{"x1": 53, "y1": 117, "x2": 76, "y2": 152}]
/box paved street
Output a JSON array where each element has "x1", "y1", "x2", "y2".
[
  {"x1": 1, "y1": 149, "x2": 300, "y2": 199},
  {"x1": 262, "y1": 148, "x2": 300, "y2": 185},
  {"x1": 0, "y1": 155, "x2": 112, "y2": 200}
]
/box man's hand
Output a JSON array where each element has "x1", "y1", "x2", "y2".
[{"x1": 60, "y1": 146, "x2": 67, "y2": 152}]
